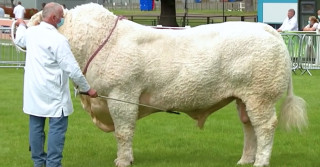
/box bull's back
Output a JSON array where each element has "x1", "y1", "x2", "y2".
[{"x1": 137, "y1": 22, "x2": 290, "y2": 109}]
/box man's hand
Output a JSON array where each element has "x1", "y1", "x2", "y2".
[
  {"x1": 15, "y1": 19, "x2": 26, "y2": 27},
  {"x1": 87, "y1": 88, "x2": 98, "y2": 98}
]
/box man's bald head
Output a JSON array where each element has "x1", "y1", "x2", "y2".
[
  {"x1": 42, "y1": 2, "x2": 63, "y2": 20},
  {"x1": 41, "y1": 2, "x2": 64, "y2": 28},
  {"x1": 287, "y1": 9, "x2": 295, "y2": 19}
]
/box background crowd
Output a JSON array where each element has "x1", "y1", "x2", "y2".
[{"x1": 277, "y1": 8, "x2": 320, "y2": 32}]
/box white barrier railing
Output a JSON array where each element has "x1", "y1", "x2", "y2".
[
  {"x1": 281, "y1": 32, "x2": 320, "y2": 76},
  {"x1": 0, "y1": 26, "x2": 26, "y2": 68}
]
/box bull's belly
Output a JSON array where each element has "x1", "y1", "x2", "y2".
[
  {"x1": 139, "y1": 92, "x2": 235, "y2": 128},
  {"x1": 140, "y1": 87, "x2": 232, "y2": 112}
]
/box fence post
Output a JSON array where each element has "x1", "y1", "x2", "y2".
[
  {"x1": 241, "y1": 16, "x2": 244, "y2": 21},
  {"x1": 157, "y1": 16, "x2": 160, "y2": 25}
]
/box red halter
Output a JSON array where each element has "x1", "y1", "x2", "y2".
[{"x1": 82, "y1": 16, "x2": 125, "y2": 75}]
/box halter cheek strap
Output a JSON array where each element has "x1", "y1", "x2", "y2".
[{"x1": 82, "y1": 16, "x2": 125, "y2": 75}]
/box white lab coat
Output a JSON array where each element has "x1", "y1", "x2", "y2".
[
  {"x1": 14, "y1": 22, "x2": 90, "y2": 117},
  {"x1": 13, "y1": 4, "x2": 25, "y2": 19},
  {"x1": 278, "y1": 17, "x2": 298, "y2": 31}
]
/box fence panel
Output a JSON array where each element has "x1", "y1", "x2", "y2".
[
  {"x1": 299, "y1": 34, "x2": 320, "y2": 75},
  {"x1": 105, "y1": 1, "x2": 257, "y2": 11},
  {"x1": 0, "y1": 26, "x2": 26, "y2": 68},
  {"x1": 281, "y1": 32, "x2": 320, "y2": 76}
]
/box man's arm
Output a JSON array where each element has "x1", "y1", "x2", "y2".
[
  {"x1": 56, "y1": 38, "x2": 97, "y2": 97},
  {"x1": 13, "y1": 19, "x2": 27, "y2": 48},
  {"x1": 277, "y1": 19, "x2": 286, "y2": 32},
  {"x1": 277, "y1": 25, "x2": 284, "y2": 32}
]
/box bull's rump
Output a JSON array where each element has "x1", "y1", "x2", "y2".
[{"x1": 125, "y1": 22, "x2": 291, "y2": 110}]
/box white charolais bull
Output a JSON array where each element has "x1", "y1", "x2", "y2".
[{"x1": 27, "y1": 3, "x2": 307, "y2": 167}]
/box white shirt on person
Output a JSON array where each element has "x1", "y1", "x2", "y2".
[
  {"x1": 14, "y1": 22, "x2": 90, "y2": 117},
  {"x1": 0, "y1": 8, "x2": 4, "y2": 18},
  {"x1": 278, "y1": 16, "x2": 298, "y2": 31},
  {"x1": 13, "y1": 4, "x2": 25, "y2": 19},
  {"x1": 304, "y1": 23, "x2": 319, "y2": 30}
]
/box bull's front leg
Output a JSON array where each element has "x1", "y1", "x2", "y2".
[{"x1": 108, "y1": 95, "x2": 139, "y2": 167}]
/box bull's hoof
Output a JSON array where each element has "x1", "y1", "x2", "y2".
[
  {"x1": 253, "y1": 162, "x2": 269, "y2": 167},
  {"x1": 115, "y1": 158, "x2": 133, "y2": 167},
  {"x1": 237, "y1": 158, "x2": 255, "y2": 165}
]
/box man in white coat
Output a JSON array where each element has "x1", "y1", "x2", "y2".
[
  {"x1": 14, "y1": 2, "x2": 97, "y2": 167},
  {"x1": 277, "y1": 9, "x2": 298, "y2": 32},
  {"x1": 13, "y1": 1, "x2": 26, "y2": 19}
]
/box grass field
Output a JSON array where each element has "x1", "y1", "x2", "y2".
[{"x1": 0, "y1": 68, "x2": 319, "y2": 167}]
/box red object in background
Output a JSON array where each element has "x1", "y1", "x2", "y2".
[
  {"x1": 152, "y1": 0, "x2": 155, "y2": 10},
  {"x1": 0, "y1": 5, "x2": 38, "y2": 19}
]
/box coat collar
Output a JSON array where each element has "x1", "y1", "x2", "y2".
[{"x1": 39, "y1": 21, "x2": 56, "y2": 30}]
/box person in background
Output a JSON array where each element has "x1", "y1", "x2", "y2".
[
  {"x1": 277, "y1": 9, "x2": 298, "y2": 32},
  {"x1": 13, "y1": 1, "x2": 26, "y2": 19},
  {"x1": 41, "y1": 3, "x2": 46, "y2": 10},
  {"x1": 0, "y1": 6, "x2": 4, "y2": 18},
  {"x1": 317, "y1": 10, "x2": 320, "y2": 22},
  {"x1": 303, "y1": 16, "x2": 318, "y2": 31},
  {"x1": 14, "y1": 2, "x2": 97, "y2": 167}
]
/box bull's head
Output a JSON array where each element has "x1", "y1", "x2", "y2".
[{"x1": 27, "y1": 11, "x2": 42, "y2": 27}]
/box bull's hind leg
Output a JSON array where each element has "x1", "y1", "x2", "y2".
[
  {"x1": 247, "y1": 102, "x2": 278, "y2": 167},
  {"x1": 108, "y1": 93, "x2": 139, "y2": 167},
  {"x1": 236, "y1": 99, "x2": 257, "y2": 165}
]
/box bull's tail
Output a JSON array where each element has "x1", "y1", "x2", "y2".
[{"x1": 279, "y1": 76, "x2": 308, "y2": 132}]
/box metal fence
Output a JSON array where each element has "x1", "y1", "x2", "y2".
[
  {"x1": 105, "y1": 1, "x2": 256, "y2": 11},
  {"x1": 281, "y1": 32, "x2": 320, "y2": 76},
  {"x1": 0, "y1": 26, "x2": 26, "y2": 68},
  {"x1": 125, "y1": 14, "x2": 257, "y2": 26},
  {"x1": 1, "y1": 0, "x2": 257, "y2": 11}
]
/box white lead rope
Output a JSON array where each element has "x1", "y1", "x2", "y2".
[
  {"x1": 97, "y1": 94, "x2": 167, "y2": 111},
  {"x1": 75, "y1": 89, "x2": 179, "y2": 114}
]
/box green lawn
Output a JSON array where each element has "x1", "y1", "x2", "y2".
[{"x1": 0, "y1": 68, "x2": 319, "y2": 167}]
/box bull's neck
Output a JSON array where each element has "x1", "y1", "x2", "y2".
[{"x1": 68, "y1": 15, "x2": 119, "y2": 72}]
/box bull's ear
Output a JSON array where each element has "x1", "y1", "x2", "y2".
[{"x1": 27, "y1": 11, "x2": 43, "y2": 27}]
